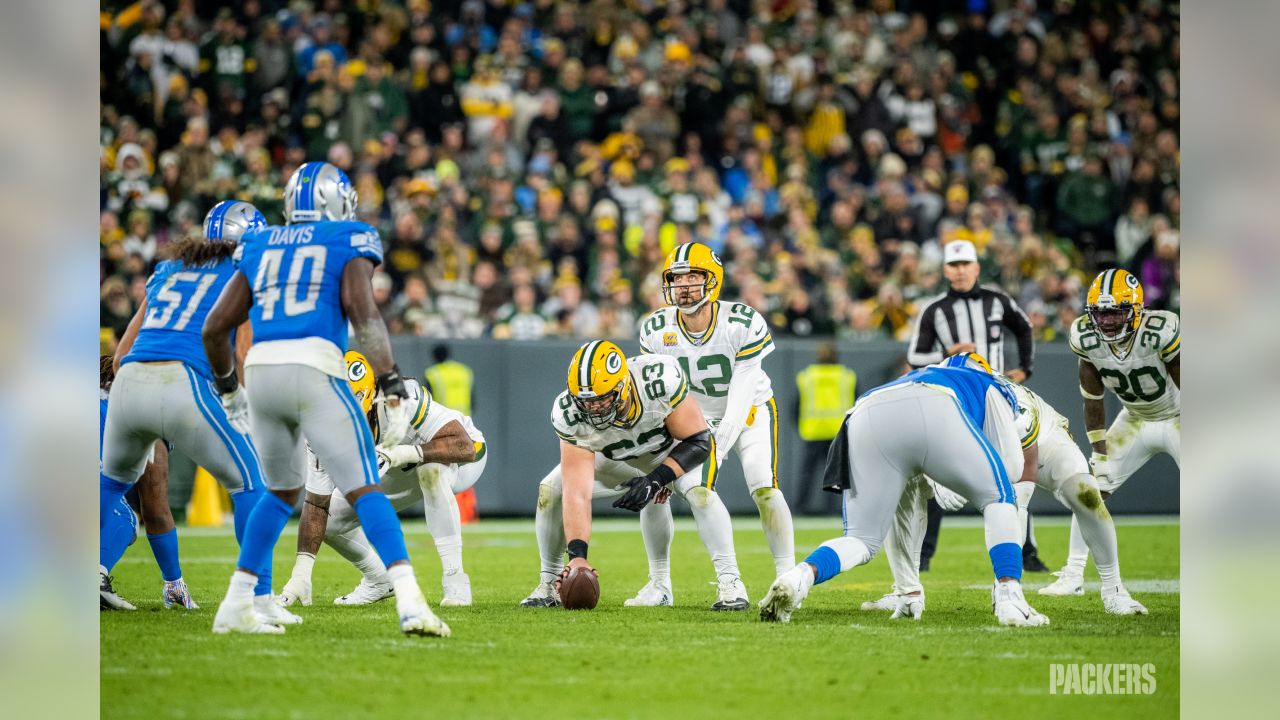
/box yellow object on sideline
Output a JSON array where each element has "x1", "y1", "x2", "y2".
[{"x1": 187, "y1": 468, "x2": 228, "y2": 527}]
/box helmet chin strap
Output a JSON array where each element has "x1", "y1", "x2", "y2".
[{"x1": 677, "y1": 295, "x2": 710, "y2": 315}]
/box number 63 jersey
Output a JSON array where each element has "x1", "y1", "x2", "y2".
[
  {"x1": 636, "y1": 301, "x2": 775, "y2": 424},
  {"x1": 1069, "y1": 309, "x2": 1180, "y2": 421},
  {"x1": 551, "y1": 354, "x2": 690, "y2": 474}
]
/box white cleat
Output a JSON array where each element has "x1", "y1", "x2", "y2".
[
  {"x1": 278, "y1": 576, "x2": 312, "y2": 607},
  {"x1": 1038, "y1": 569, "x2": 1085, "y2": 596},
  {"x1": 440, "y1": 571, "x2": 472, "y2": 607},
  {"x1": 758, "y1": 564, "x2": 812, "y2": 623},
  {"x1": 624, "y1": 578, "x2": 674, "y2": 607},
  {"x1": 212, "y1": 596, "x2": 285, "y2": 635},
  {"x1": 162, "y1": 579, "x2": 199, "y2": 609},
  {"x1": 711, "y1": 576, "x2": 749, "y2": 611},
  {"x1": 993, "y1": 581, "x2": 1050, "y2": 627},
  {"x1": 334, "y1": 578, "x2": 395, "y2": 606},
  {"x1": 255, "y1": 595, "x2": 303, "y2": 625},
  {"x1": 859, "y1": 592, "x2": 899, "y2": 612},
  {"x1": 1102, "y1": 585, "x2": 1148, "y2": 616},
  {"x1": 100, "y1": 570, "x2": 136, "y2": 611},
  {"x1": 396, "y1": 586, "x2": 451, "y2": 637},
  {"x1": 519, "y1": 581, "x2": 561, "y2": 608},
  {"x1": 890, "y1": 592, "x2": 925, "y2": 620}
]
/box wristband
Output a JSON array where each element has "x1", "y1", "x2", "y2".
[
  {"x1": 213, "y1": 370, "x2": 239, "y2": 395},
  {"x1": 649, "y1": 464, "x2": 678, "y2": 487},
  {"x1": 1079, "y1": 384, "x2": 1105, "y2": 400},
  {"x1": 1086, "y1": 430, "x2": 1106, "y2": 443},
  {"x1": 377, "y1": 366, "x2": 408, "y2": 399},
  {"x1": 567, "y1": 539, "x2": 588, "y2": 561}
]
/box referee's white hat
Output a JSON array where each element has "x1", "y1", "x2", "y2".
[{"x1": 943, "y1": 239, "x2": 978, "y2": 264}]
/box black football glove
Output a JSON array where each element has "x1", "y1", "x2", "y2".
[{"x1": 611, "y1": 465, "x2": 677, "y2": 512}]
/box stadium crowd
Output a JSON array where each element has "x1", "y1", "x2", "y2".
[{"x1": 100, "y1": 0, "x2": 1179, "y2": 348}]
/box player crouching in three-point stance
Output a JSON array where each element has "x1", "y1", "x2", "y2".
[
  {"x1": 636, "y1": 243, "x2": 794, "y2": 602},
  {"x1": 521, "y1": 340, "x2": 750, "y2": 610},
  {"x1": 1039, "y1": 269, "x2": 1179, "y2": 596},
  {"x1": 203, "y1": 161, "x2": 447, "y2": 636},
  {"x1": 858, "y1": 356, "x2": 1147, "y2": 619},
  {"x1": 278, "y1": 351, "x2": 486, "y2": 608},
  {"x1": 760, "y1": 353, "x2": 1049, "y2": 627}
]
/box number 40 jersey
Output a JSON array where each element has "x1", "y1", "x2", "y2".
[
  {"x1": 235, "y1": 220, "x2": 383, "y2": 378},
  {"x1": 637, "y1": 301, "x2": 775, "y2": 425},
  {"x1": 1069, "y1": 309, "x2": 1180, "y2": 421}
]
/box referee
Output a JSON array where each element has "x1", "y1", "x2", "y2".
[{"x1": 907, "y1": 239, "x2": 1048, "y2": 572}]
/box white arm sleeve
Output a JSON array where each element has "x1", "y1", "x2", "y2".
[{"x1": 714, "y1": 362, "x2": 761, "y2": 461}]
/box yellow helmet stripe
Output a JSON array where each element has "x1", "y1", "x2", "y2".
[{"x1": 579, "y1": 340, "x2": 601, "y2": 390}]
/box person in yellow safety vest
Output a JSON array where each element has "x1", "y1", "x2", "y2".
[
  {"x1": 425, "y1": 345, "x2": 479, "y2": 522},
  {"x1": 794, "y1": 342, "x2": 857, "y2": 514}
]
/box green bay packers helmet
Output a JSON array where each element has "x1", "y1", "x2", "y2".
[
  {"x1": 346, "y1": 350, "x2": 377, "y2": 413},
  {"x1": 567, "y1": 340, "x2": 631, "y2": 429},
  {"x1": 662, "y1": 242, "x2": 723, "y2": 313},
  {"x1": 1085, "y1": 269, "x2": 1144, "y2": 344}
]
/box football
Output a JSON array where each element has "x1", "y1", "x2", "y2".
[{"x1": 558, "y1": 566, "x2": 600, "y2": 610}]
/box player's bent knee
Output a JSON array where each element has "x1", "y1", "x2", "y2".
[
  {"x1": 683, "y1": 485, "x2": 716, "y2": 511},
  {"x1": 536, "y1": 482, "x2": 560, "y2": 512}
]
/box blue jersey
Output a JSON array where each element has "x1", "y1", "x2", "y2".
[
  {"x1": 121, "y1": 257, "x2": 240, "y2": 378},
  {"x1": 234, "y1": 221, "x2": 382, "y2": 351},
  {"x1": 866, "y1": 366, "x2": 1020, "y2": 428}
]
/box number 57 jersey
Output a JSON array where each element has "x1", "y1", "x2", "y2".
[
  {"x1": 235, "y1": 220, "x2": 383, "y2": 377},
  {"x1": 636, "y1": 301, "x2": 775, "y2": 424},
  {"x1": 1069, "y1": 309, "x2": 1180, "y2": 421}
]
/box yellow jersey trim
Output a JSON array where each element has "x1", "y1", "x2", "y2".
[{"x1": 676, "y1": 302, "x2": 719, "y2": 346}]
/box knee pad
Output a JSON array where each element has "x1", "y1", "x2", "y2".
[
  {"x1": 682, "y1": 485, "x2": 716, "y2": 511},
  {"x1": 536, "y1": 482, "x2": 560, "y2": 512}
]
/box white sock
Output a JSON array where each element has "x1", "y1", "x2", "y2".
[
  {"x1": 387, "y1": 563, "x2": 425, "y2": 608},
  {"x1": 886, "y1": 477, "x2": 928, "y2": 594},
  {"x1": 227, "y1": 570, "x2": 256, "y2": 602},
  {"x1": 291, "y1": 552, "x2": 316, "y2": 582},
  {"x1": 1015, "y1": 481, "x2": 1036, "y2": 543},
  {"x1": 1059, "y1": 474, "x2": 1117, "y2": 584},
  {"x1": 1064, "y1": 514, "x2": 1091, "y2": 575},
  {"x1": 639, "y1": 501, "x2": 674, "y2": 582},
  {"x1": 683, "y1": 486, "x2": 740, "y2": 579},
  {"x1": 326, "y1": 527, "x2": 389, "y2": 583},
  {"x1": 819, "y1": 535, "x2": 873, "y2": 571},
  {"x1": 433, "y1": 534, "x2": 463, "y2": 576},
  {"x1": 534, "y1": 483, "x2": 565, "y2": 584},
  {"x1": 420, "y1": 464, "x2": 463, "y2": 556},
  {"x1": 751, "y1": 487, "x2": 795, "y2": 575},
  {"x1": 983, "y1": 502, "x2": 1022, "y2": 549}
]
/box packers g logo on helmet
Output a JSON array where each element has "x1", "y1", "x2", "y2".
[
  {"x1": 1085, "y1": 269, "x2": 1144, "y2": 344},
  {"x1": 345, "y1": 350, "x2": 376, "y2": 413},
  {"x1": 662, "y1": 242, "x2": 724, "y2": 313},
  {"x1": 567, "y1": 340, "x2": 632, "y2": 429}
]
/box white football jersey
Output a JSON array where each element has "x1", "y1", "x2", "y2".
[
  {"x1": 551, "y1": 354, "x2": 690, "y2": 472},
  {"x1": 636, "y1": 300, "x2": 775, "y2": 423},
  {"x1": 1011, "y1": 381, "x2": 1070, "y2": 449},
  {"x1": 1069, "y1": 310, "x2": 1180, "y2": 421}
]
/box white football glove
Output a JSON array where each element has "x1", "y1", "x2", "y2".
[
  {"x1": 218, "y1": 387, "x2": 251, "y2": 435},
  {"x1": 279, "y1": 575, "x2": 312, "y2": 607},
  {"x1": 1089, "y1": 452, "x2": 1110, "y2": 484},
  {"x1": 927, "y1": 477, "x2": 967, "y2": 511},
  {"x1": 381, "y1": 443, "x2": 424, "y2": 470},
  {"x1": 378, "y1": 398, "x2": 411, "y2": 449}
]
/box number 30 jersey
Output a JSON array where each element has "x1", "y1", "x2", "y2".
[
  {"x1": 1069, "y1": 310, "x2": 1180, "y2": 421},
  {"x1": 636, "y1": 301, "x2": 775, "y2": 424},
  {"x1": 235, "y1": 220, "x2": 383, "y2": 377},
  {"x1": 551, "y1": 354, "x2": 691, "y2": 471}
]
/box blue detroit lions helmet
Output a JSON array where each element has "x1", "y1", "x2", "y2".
[
  {"x1": 283, "y1": 161, "x2": 358, "y2": 223},
  {"x1": 941, "y1": 352, "x2": 994, "y2": 373},
  {"x1": 203, "y1": 200, "x2": 267, "y2": 243}
]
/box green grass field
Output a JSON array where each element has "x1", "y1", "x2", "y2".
[{"x1": 101, "y1": 516, "x2": 1178, "y2": 719}]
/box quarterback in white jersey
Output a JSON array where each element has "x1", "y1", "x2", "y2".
[
  {"x1": 521, "y1": 340, "x2": 750, "y2": 611},
  {"x1": 860, "y1": 357, "x2": 1147, "y2": 618},
  {"x1": 1040, "y1": 268, "x2": 1180, "y2": 596},
  {"x1": 278, "y1": 351, "x2": 487, "y2": 607},
  {"x1": 636, "y1": 242, "x2": 795, "y2": 585}
]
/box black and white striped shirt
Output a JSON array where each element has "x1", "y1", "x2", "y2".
[{"x1": 906, "y1": 285, "x2": 1035, "y2": 375}]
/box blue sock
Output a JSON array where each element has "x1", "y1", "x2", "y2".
[
  {"x1": 232, "y1": 489, "x2": 274, "y2": 596},
  {"x1": 100, "y1": 495, "x2": 137, "y2": 572},
  {"x1": 147, "y1": 529, "x2": 182, "y2": 582},
  {"x1": 100, "y1": 475, "x2": 131, "y2": 528},
  {"x1": 353, "y1": 492, "x2": 409, "y2": 567},
  {"x1": 804, "y1": 546, "x2": 843, "y2": 585},
  {"x1": 989, "y1": 542, "x2": 1023, "y2": 581},
  {"x1": 236, "y1": 493, "x2": 292, "y2": 585}
]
